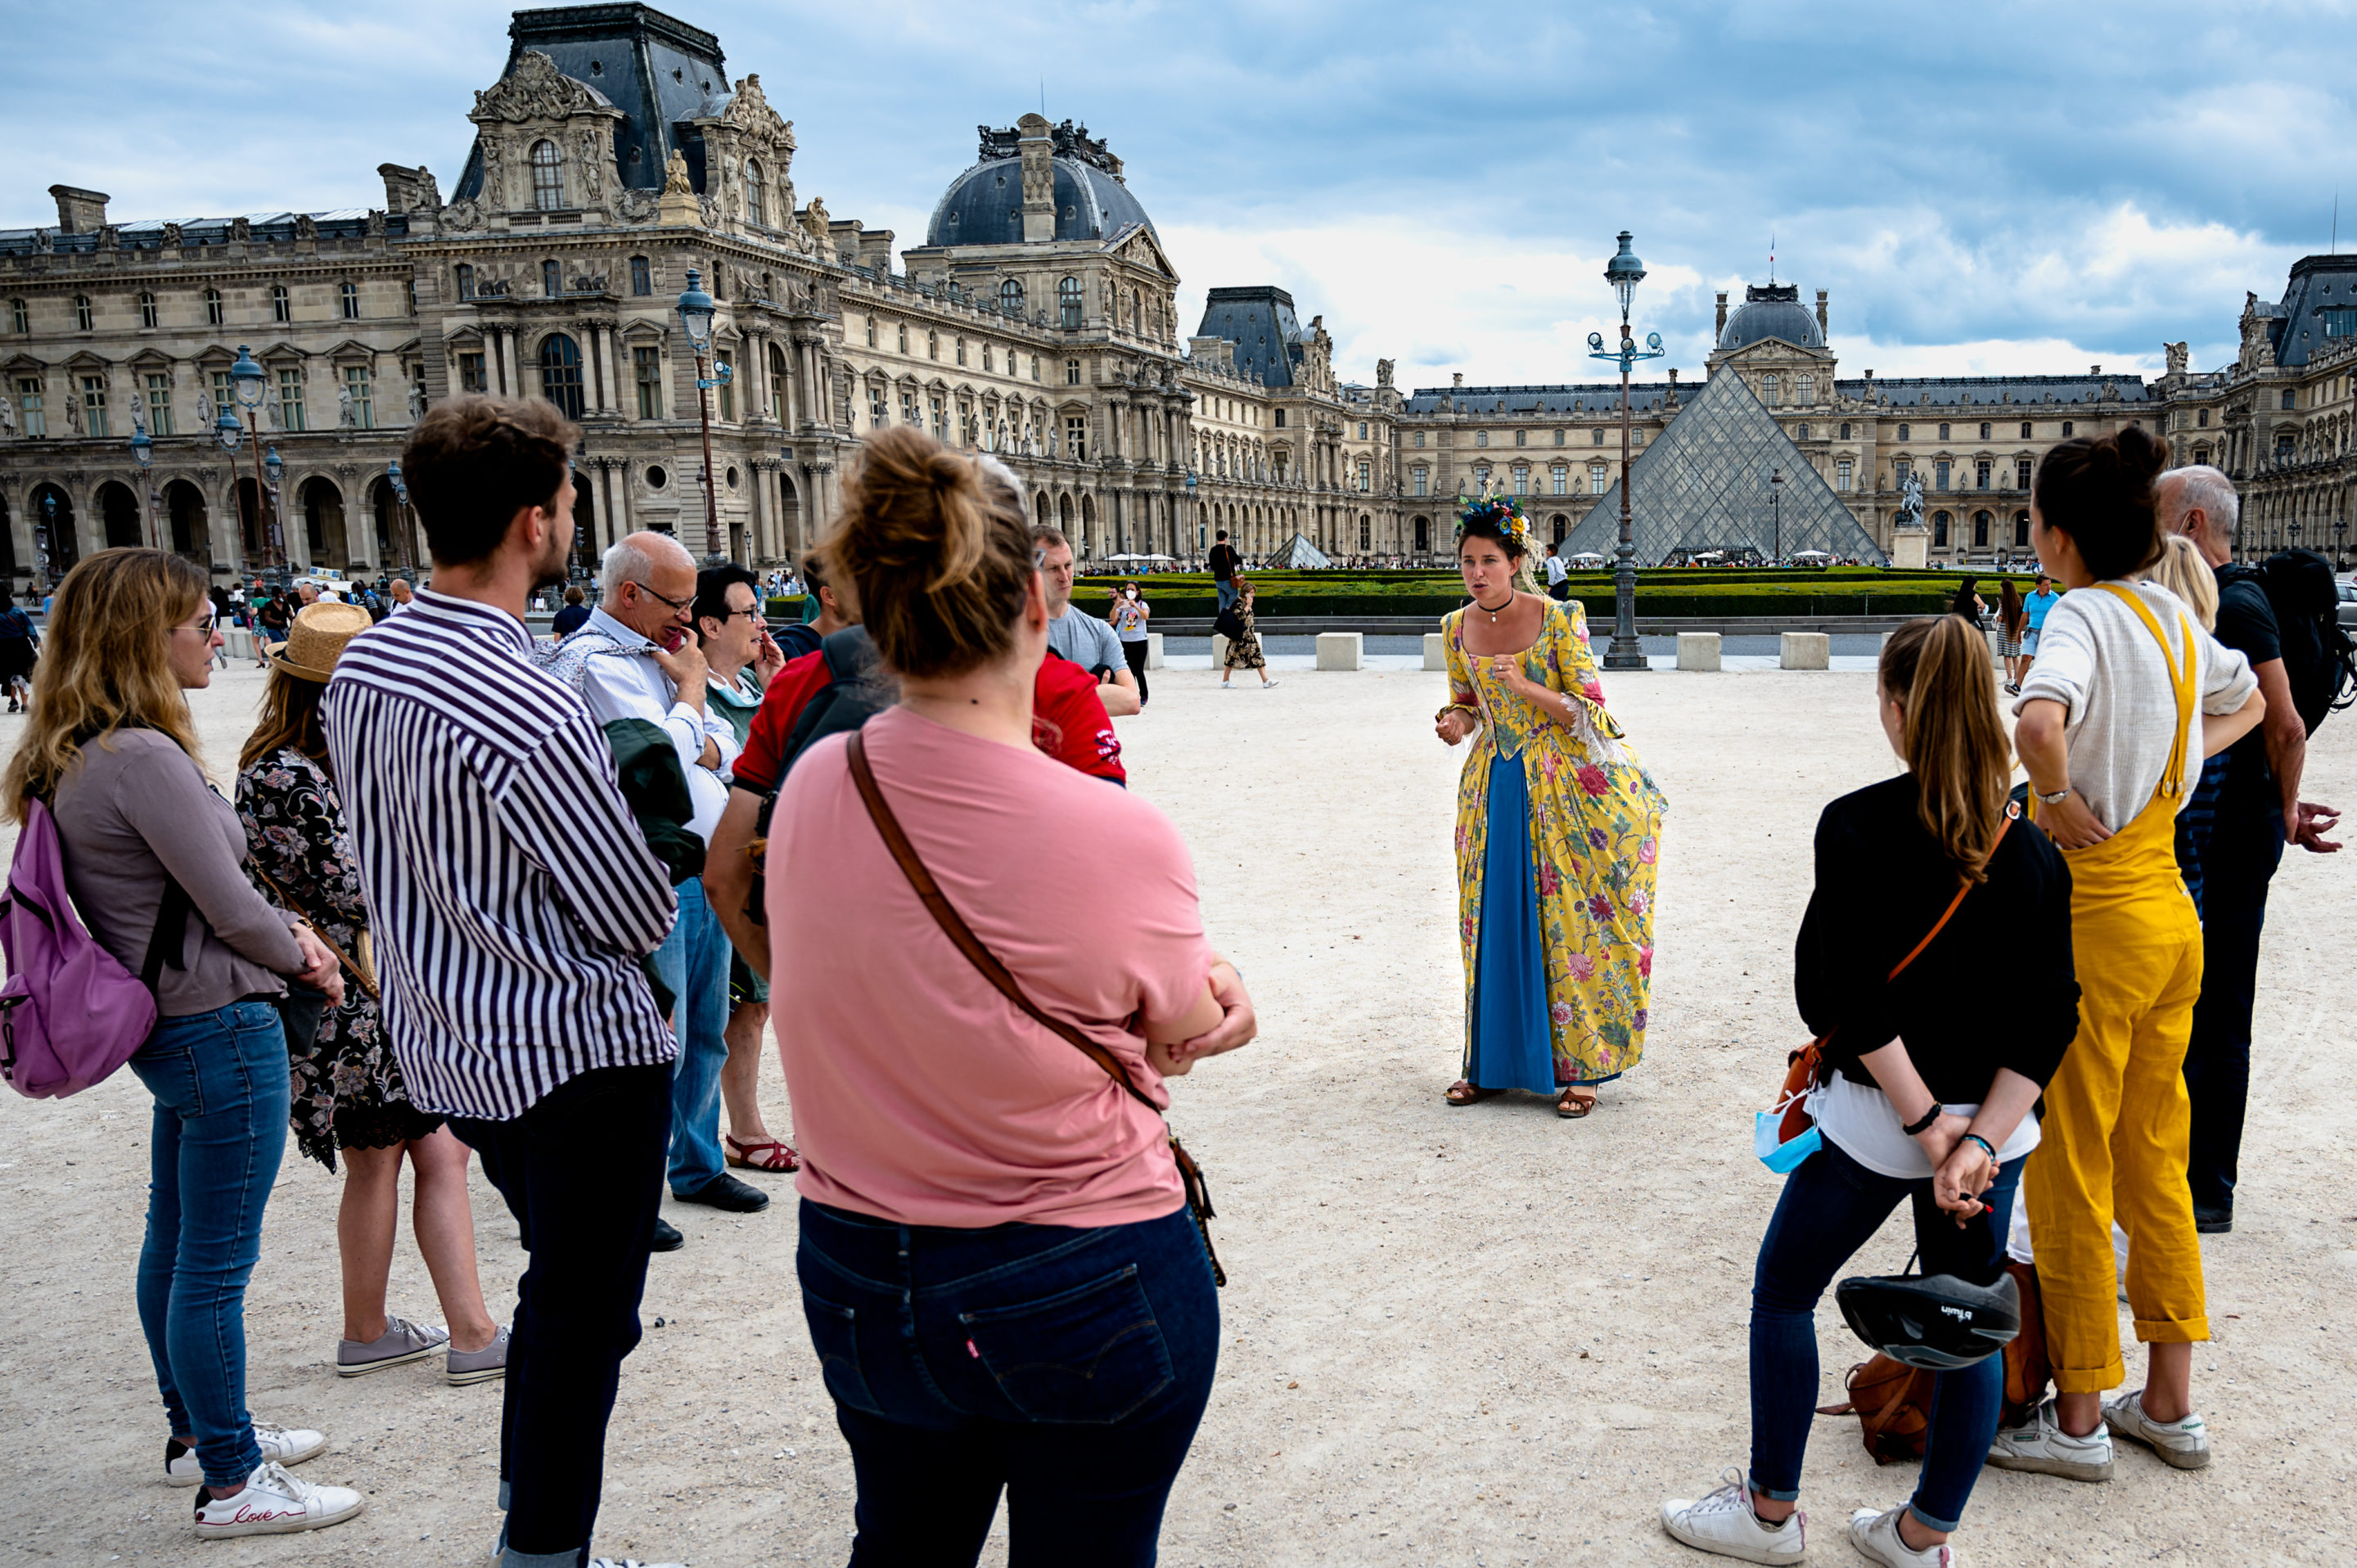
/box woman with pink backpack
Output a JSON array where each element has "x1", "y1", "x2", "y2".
[{"x1": 2, "y1": 549, "x2": 368, "y2": 1539}]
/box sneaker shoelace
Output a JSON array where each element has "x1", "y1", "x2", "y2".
[{"x1": 245, "y1": 1460, "x2": 309, "y2": 1503}]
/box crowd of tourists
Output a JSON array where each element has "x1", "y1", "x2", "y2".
[{"x1": 2, "y1": 390, "x2": 2343, "y2": 1566}]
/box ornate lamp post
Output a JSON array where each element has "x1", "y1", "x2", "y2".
[
  {"x1": 128, "y1": 422, "x2": 158, "y2": 550},
  {"x1": 386, "y1": 457, "x2": 414, "y2": 576},
  {"x1": 1587, "y1": 231, "x2": 1665, "y2": 671},
  {"x1": 675, "y1": 268, "x2": 731, "y2": 563},
  {"x1": 1769, "y1": 466, "x2": 1785, "y2": 563},
  {"x1": 228, "y1": 346, "x2": 288, "y2": 593}
]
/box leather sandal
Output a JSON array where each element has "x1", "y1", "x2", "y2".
[
  {"x1": 1444, "y1": 1079, "x2": 1502, "y2": 1106},
  {"x1": 724, "y1": 1134, "x2": 800, "y2": 1173},
  {"x1": 1556, "y1": 1086, "x2": 1598, "y2": 1119}
]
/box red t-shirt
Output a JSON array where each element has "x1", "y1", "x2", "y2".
[{"x1": 732, "y1": 647, "x2": 1123, "y2": 795}]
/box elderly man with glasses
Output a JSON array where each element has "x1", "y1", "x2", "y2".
[{"x1": 542, "y1": 530, "x2": 768, "y2": 1250}]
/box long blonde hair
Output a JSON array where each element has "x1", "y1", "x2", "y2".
[
  {"x1": 1879, "y1": 615, "x2": 2014, "y2": 881},
  {"x1": 237, "y1": 669, "x2": 330, "y2": 774},
  {"x1": 2146, "y1": 533, "x2": 2219, "y2": 631},
  {"x1": 4, "y1": 548, "x2": 209, "y2": 821}
]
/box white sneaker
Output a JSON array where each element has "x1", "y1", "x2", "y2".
[
  {"x1": 1263, "y1": 678, "x2": 1281, "y2": 689},
  {"x1": 1661, "y1": 1467, "x2": 1807, "y2": 1563},
  {"x1": 164, "y1": 1422, "x2": 326, "y2": 1486},
  {"x1": 1849, "y1": 1504, "x2": 1958, "y2": 1566},
  {"x1": 193, "y1": 1460, "x2": 365, "y2": 1537},
  {"x1": 1985, "y1": 1396, "x2": 2112, "y2": 1481},
  {"x1": 2102, "y1": 1388, "x2": 2211, "y2": 1470}
]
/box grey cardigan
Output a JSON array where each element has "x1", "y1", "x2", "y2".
[{"x1": 50, "y1": 729, "x2": 306, "y2": 1017}]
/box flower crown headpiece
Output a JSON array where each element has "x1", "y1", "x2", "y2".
[{"x1": 1456, "y1": 488, "x2": 1530, "y2": 545}]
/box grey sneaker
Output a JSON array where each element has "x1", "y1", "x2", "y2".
[
  {"x1": 336, "y1": 1315, "x2": 450, "y2": 1377},
  {"x1": 1986, "y1": 1396, "x2": 2113, "y2": 1481},
  {"x1": 2102, "y1": 1388, "x2": 2211, "y2": 1470},
  {"x1": 446, "y1": 1326, "x2": 512, "y2": 1386}
]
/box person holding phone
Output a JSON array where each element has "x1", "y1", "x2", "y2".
[
  {"x1": 1110, "y1": 579, "x2": 1151, "y2": 708},
  {"x1": 1661, "y1": 615, "x2": 2080, "y2": 1567}
]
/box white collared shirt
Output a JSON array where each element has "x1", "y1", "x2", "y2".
[{"x1": 570, "y1": 606, "x2": 741, "y2": 845}]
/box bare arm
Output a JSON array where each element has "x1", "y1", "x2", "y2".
[
  {"x1": 1099, "y1": 667, "x2": 1142, "y2": 717},
  {"x1": 2016, "y1": 696, "x2": 2111, "y2": 850},
  {"x1": 2202, "y1": 684, "x2": 2266, "y2": 761},
  {"x1": 1142, "y1": 957, "x2": 1253, "y2": 1077},
  {"x1": 707, "y1": 786, "x2": 768, "y2": 979},
  {"x1": 2245, "y1": 658, "x2": 2305, "y2": 831}
]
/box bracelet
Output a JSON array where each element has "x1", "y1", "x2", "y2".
[
  {"x1": 1435, "y1": 702, "x2": 1478, "y2": 723},
  {"x1": 1962, "y1": 1133, "x2": 1998, "y2": 1165},
  {"x1": 1900, "y1": 1105, "x2": 1943, "y2": 1137}
]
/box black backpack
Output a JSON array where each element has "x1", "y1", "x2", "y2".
[{"x1": 2252, "y1": 550, "x2": 2356, "y2": 732}]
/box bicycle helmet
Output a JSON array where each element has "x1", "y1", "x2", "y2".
[{"x1": 1836, "y1": 1269, "x2": 2020, "y2": 1371}]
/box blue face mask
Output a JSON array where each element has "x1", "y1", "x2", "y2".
[{"x1": 1755, "y1": 1111, "x2": 1821, "y2": 1174}]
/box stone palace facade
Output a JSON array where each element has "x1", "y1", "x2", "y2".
[{"x1": 0, "y1": 2, "x2": 2350, "y2": 584}]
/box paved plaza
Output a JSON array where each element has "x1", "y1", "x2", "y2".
[{"x1": 2, "y1": 656, "x2": 2351, "y2": 1566}]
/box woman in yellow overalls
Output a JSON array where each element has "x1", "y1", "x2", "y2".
[{"x1": 1989, "y1": 427, "x2": 2265, "y2": 1484}]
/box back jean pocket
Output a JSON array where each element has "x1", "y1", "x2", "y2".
[
  {"x1": 799, "y1": 1289, "x2": 883, "y2": 1415},
  {"x1": 960, "y1": 1264, "x2": 1174, "y2": 1425}
]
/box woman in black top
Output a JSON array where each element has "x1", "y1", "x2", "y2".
[{"x1": 1662, "y1": 615, "x2": 2080, "y2": 1567}]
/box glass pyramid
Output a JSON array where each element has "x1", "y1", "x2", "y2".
[{"x1": 1563, "y1": 370, "x2": 1886, "y2": 565}]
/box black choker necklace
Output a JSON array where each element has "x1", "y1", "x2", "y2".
[{"x1": 1473, "y1": 591, "x2": 1513, "y2": 623}]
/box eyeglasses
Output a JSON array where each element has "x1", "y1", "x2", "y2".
[
  {"x1": 628, "y1": 581, "x2": 693, "y2": 612},
  {"x1": 714, "y1": 605, "x2": 761, "y2": 623},
  {"x1": 172, "y1": 613, "x2": 219, "y2": 636}
]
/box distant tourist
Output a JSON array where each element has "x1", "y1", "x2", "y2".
[
  {"x1": 552, "y1": 582, "x2": 591, "y2": 638},
  {"x1": 1661, "y1": 615, "x2": 2076, "y2": 1567},
  {"x1": 1034, "y1": 524, "x2": 1141, "y2": 714},
  {"x1": 1950, "y1": 575, "x2": 1985, "y2": 624},
  {"x1": 386, "y1": 576, "x2": 414, "y2": 611},
  {"x1": 1544, "y1": 540, "x2": 1572, "y2": 602},
  {"x1": 2021, "y1": 571, "x2": 2059, "y2": 665},
  {"x1": 1208, "y1": 528, "x2": 1242, "y2": 611},
  {"x1": 11, "y1": 548, "x2": 363, "y2": 1537},
  {"x1": 1999, "y1": 576, "x2": 2028, "y2": 694},
  {"x1": 775, "y1": 545, "x2": 849, "y2": 661},
  {"x1": 1435, "y1": 497, "x2": 1666, "y2": 1117},
  {"x1": 765, "y1": 426, "x2": 1255, "y2": 1561},
  {"x1": 1217, "y1": 579, "x2": 1278, "y2": 690},
  {"x1": 1991, "y1": 426, "x2": 2261, "y2": 1484},
  {"x1": 1110, "y1": 578, "x2": 1152, "y2": 706},
  {"x1": 0, "y1": 584, "x2": 38, "y2": 710}
]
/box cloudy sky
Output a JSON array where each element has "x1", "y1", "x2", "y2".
[{"x1": 4, "y1": 0, "x2": 2348, "y2": 392}]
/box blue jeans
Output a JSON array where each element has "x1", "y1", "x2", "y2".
[
  {"x1": 1750, "y1": 1135, "x2": 2021, "y2": 1534},
  {"x1": 1214, "y1": 579, "x2": 1237, "y2": 613},
  {"x1": 647, "y1": 876, "x2": 730, "y2": 1196},
  {"x1": 128, "y1": 999, "x2": 291, "y2": 1490},
  {"x1": 2185, "y1": 791, "x2": 2285, "y2": 1218},
  {"x1": 798, "y1": 1199, "x2": 1220, "y2": 1566}
]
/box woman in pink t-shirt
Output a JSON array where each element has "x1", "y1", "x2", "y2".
[{"x1": 768, "y1": 428, "x2": 1256, "y2": 1564}]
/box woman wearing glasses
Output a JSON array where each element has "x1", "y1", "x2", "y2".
[{"x1": 5, "y1": 549, "x2": 367, "y2": 1538}]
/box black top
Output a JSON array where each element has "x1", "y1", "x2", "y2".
[
  {"x1": 551, "y1": 604, "x2": 592, "y2": 638},
  {"x1": 1796, "y1": 774, "x2": 2080, "y2": 1102},
  {"x1": 2211, "y1": 563, "x2": 2281, "y2": 800},
  {"x1": 1207, "y1": 543, "x2": 1241, "y2": 581}
]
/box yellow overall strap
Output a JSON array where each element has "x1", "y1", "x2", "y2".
[{"x1": 2093, "y1": 583, "x2": 2196, "y2": 798}]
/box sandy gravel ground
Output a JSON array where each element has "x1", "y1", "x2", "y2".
[{"x1": 2, "y1": 652, "x2": 2352, "y2": 1566}]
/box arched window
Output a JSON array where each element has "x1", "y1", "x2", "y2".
[
  {"x1": 74, "y1": 294, "x2": 94, "y2": 331},
  {"x1": 744, "y1": 158, "x2": 766, "y2": 226},
  {"x1": 340, "y1": 281, "x2": 359, "y2": 319},
  {"x1": 1274, "y1": 408, "x2": 1285, "y2": 428},
  {"x1": 1973, "y1": 510, "x2": 1991, "y2": 547},
  {"x1": 271, "y1": 284, "x2": 290, "y2": 322},
  {"x1": 530, "y1": 139, "x2": 565, "y2": 210},
  {"x1": 1932, "y1": 510, "x2": 1951, "y2": 547},
  {"x1": 1763, "y1": 375, "x2": 1780, "y2": 405},
  {"x1": 138, "y1": 291, "x2": 158, "y2": 329},
  {"x1": 1897, "y1": 424, "x2": 1910, "y2": 441},
  {"x1": 543, "y1": 259, "x2": 561, "y2": 299},
  {"x1": 539, "y1": 333, "x2": 584, "y2": 419},
  {"x1": 1938, "y1": 422, "x2": 1952, "y2": 441},
  {"x1": 454, "y1": 264, "x2": 476, "y2": 301},
  {"x1": 1799, "y1": 375, "x2": 1815, "y2": 404},
  {"x1": 1000, "y1": 277, "x2": 1024, "y2": 316},
  {"x1": 1058, "y1": 277, "x2": 1083, "y2": 330},
  {"x1": 2013, "y1": 511, "x2": 2031, "y2": 547}
]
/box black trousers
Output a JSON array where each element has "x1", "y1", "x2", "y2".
[
  {"x1": 1121, "y1": 638, "x2": 1150, "y2": 706},
  {"x1": 449, "y1": 1061, "x2": 673, "y2": 1563},
  {"x1": 2183, "y1": 796, "x2": 2284, "y2": 1218}
]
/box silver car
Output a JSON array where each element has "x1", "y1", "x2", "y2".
[{"x1": 2341, "y1": 581, "x2": 2357, "y2": 629}]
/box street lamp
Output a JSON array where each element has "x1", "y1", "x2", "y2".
[
  {"x1": 1769, "y1": 466, "x2": 1784, "y2": 563},
  {"x1": 1587, "y1": 230, "x2": 1665, "y2": 672},
  {"x1": 386, "y1": 457, "x2": 413, "y2": 575},
  {"x1": 228, "y1": 346, "x2": 289, "y2": 593},
  {"x1": 675, "y1": 268, "x2": 731, "y2": 562},
  {"x1": 128, "y1": 422, "x2": 157, "y2": 550}
]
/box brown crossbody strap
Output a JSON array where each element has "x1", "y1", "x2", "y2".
[
  {"x1": 845, "y1": 730, "x2": 1226, "y2": 1284},
  {"x1": 249, "y1": 863, "x2": 381, "y2": 1002}
]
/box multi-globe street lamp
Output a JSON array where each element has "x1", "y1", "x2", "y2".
[
  {"x1": 1769, "y1": 466, "x2": 1785, "y2": 563},
  {"x1": 675, "y1": 268, "x2": 732, "y2": 563},
  {"x1": 386, "y1": 457, "x2": 415, "y2": 576},
  {"x1": 1587, "y1": 230, "x2": 1665, "y2": 672},
  {"x1": 128, "y1": 421, "x2": 157, "y2": 550},
  {"x1": 228, "y1": 346, "x2": 290, "y2": 593}
]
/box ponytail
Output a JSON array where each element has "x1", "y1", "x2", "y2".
[{"x1": 1879, "y1": 616, "x2": 2013, "y2": 881}]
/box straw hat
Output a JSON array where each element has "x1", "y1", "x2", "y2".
[{"x1": 271, "y1": 601, "x2": 373, "y2": 683}]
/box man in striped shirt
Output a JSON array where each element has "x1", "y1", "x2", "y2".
[{"x1": 325, "y1": 395, "x2": 684, "y2": 1568}]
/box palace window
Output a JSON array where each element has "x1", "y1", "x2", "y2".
[
  {"x1": 1475, "y1": 430, "x2": 1488, "y2": 447},
  {"x1": 630, "y1": 256, "x2": 651, "y2": 296},
  {"x1": 863, "y1": 317, "x2": 877, "y2": 348},
  {"x1": 530, "y1": 139, "x2": 565, "y2": 210},
  {"x1": 895, "y1": 323, "x2": 908, "y2": 354},
  {"x1": 899, "y1": 390, "x2": 918, "y2": 426},
  {"x1": 1796, "y1": 422, "x2": 1809, "y2": 440},
  {"x1": 1897, "y1": 424, "x2": 1910, "y2": 441},
  {"x1": 1030, "y1": 355, "x2": 1041, "y2": 381},
  {"x1": 1551, "y1": 465, "x2": 1567, "y2": 495},
  {"x1": 1593, "y1": 428, "x2": 1605, "y2": 444},
  {"x1": 277, "y1": 367, "x2": 306, "y2": 431},
  {"x1": 715, "y1": 350, "x2": 735, "y2": 421},
  {"x1": 145, "y1": 372, "x2": 174, "y2": 435},
  {"x1": 2197, "y1": 408, "x2": 2209, "y2": 427},
  {"x1": 1065, "y1": 415, "x2": 1087, "y2": 461},
  {"x1": 1360, "y1": 516, "x2": 1372, "y2": 552},
  {"x1": 2324, "y1": 307, "x2": 2356, "y2": 338},
  {"x1": 1413, "y1": 431, "x2": 1425, "y2": 448},
  {"x1": 210, "y1": 367, "x2": 237, "y2": 415},
  {"x1": 539, "y1": 335, "x2": 583, "y2": 419},
  {"x1": 1935, "y1": 459, "x2": 1951, "y2": 490},
  {"x1": 1589, "y1": 463, "x2": 1607, "y2": 494},
  {"x1": 2061, "y1": 421, "x2": 2073, "y2": 437},
  {"x1": 769, "y1": 345, "x2": 788, "y2": 421},
  {"x1": 2015, "y1": 511, "x2": 2031, "y2": 546},
  {"x1": 1938, "y1": 422, "x2": 1951, "y2": 441},
  {"x1": 2020, "y1": 421, "x2": 2033, "y2": 438},
  {"x1": 1066, "y1": 358, "x2": 1081, "y2": 385},
  {"x1": 1976, "y1": 458, "x2": 1991, "y2": 489},
  {"x1": 1001, "y1": 277, "x2": 1025, "y2": 317},
  {"x1": 1895, "y1": 458, "x2": 1912, "y2": 488},
  {"x1": 404, "y1": 278, "x2": 416, "y2": 316},
  {"x1": 345, "y1": 364, "x2": 375, "y2": 429},
  {"x1": 1836, "y1": 458, "x2": 1853, "y2": 491},
  {"x1": 982, "y1": 344, "x2": 994, "y2": 372},
  {"x1": 1839, "y1": 421, "x2": 1851, "y2": 439},
  {"x1": 340, "y1": 281, "x2": 359, "y2": 319},
  {"x1": 1800, "y1": 375, "x2": 1815, "y2": 404},
  {"x1": 926, "y1": 331, "x2": 938, "y2": 361},
  {"x1": 1511, "y1": 465, "x2": 1529, "y2": 495},
  {"x1": 1513, "y1": 429, "x2": 1526, "y2": 447},
  {"x1": 1412, "y1": 466, "x2": 1428, "y2": 497},
  {"x1": 2282, "y1": 389, "x2": 2297, "y2": 411},
  {"x1": 633, "y1": 346, "x2": 663, "y2": 418},
  {"x1": 543, "y1": 260, "x2": 561, "y2": 299},
  {"x1": 1979, "y1": 421, "x2": 1992, "y2": 440},
  {"x1": 272, "y1": 285, "x2": 291, "y2": 323},
  {"x1": 1933, "y1": 511, "x2": 1950, "y2": 546},
  {"x1": 455, "y1": 264, "x2": 476, "y2": 301},
  {"x1": 868, "y1": 385, "x2": 886, "y2": 427},
  {"x1": 14, "y1": 376, "x2": 43, "y2": 436},
  {"x1": 457, "y1": 350, "x2": 486, "y2": 394},
  {"x1": 2017, "y1": 458, "x2": 2033, "y2": 489},
  {"x1": 7, "y1": 298, "x2": 25, "y2": 334},
  {"x1": 1973, "y1": 510, "x2": 1991, "y2": 547},
  {"x1": 1473, "y1": 465, "x2": 1491, "y2": 489},
  {"x1": 1360, "y1": 421, "x2": 1370, "y2": 440},
  {"x1": 2193, "y1": 446, "x2": 2209, "y2": 466},
  {"x1": 1358, "y1": 461, "x2": 1372, "y2": 492},
  {"x1": 78, "y1": 376, "x2": 117, "y2": 435},
  {"x1": 1554, "y1": 429, "x2": 1566, "y2": 446},
  {"x1": 744, "y1": 158, "x2": 765, "y2": 225},
  {"x1": 1763, "y1": 375, "x2": 1780, "y2": 404},
  {"x1": 74, "y1": 294, "x2": 93, "y2": 331},
  {"x1": 1058, "y1": 277, "x2": 1083, "y2": 330},
  {"x1": 955, "y1": 336, "x2": 967, "y2": 367},
  {"x1": 138, "y1": 291, "x2": 157, "y2": 329}
]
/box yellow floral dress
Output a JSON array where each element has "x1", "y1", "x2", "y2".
[{"x1": 1446, "y1": 599, "x2": 1667, "y2": 1088}]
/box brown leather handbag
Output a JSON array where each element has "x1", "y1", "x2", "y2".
[
  {"x1": 844, "y1": 731, "x2": 1227, "y2": 1286},
  {"x1": 1820, "y1": 1259, "x2": 2052, "y2": 1460}
]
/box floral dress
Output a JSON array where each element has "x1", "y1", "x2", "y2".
[
  {"x1": 237, "y1": 747, "x2": 437, "y2": 1171},
  {"x1": 1224, "y1": 601, "x2": 1266, "y2": 671},
  {"x1": 1446, "y1": 599, "x2": 1668, "y2": 1088}
]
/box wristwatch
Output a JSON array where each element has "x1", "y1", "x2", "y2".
[{"x1": 2035, "y1": 784, "x2": 2072, "y2": 806}]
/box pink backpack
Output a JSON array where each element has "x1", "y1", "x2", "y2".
[{"x1": 0, "y1": 796, "x2": 187, "y2": 1099}]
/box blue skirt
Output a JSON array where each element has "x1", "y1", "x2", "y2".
[{"x1": 1468, "y1": 751, "x2": 1557, "y2": 1093}]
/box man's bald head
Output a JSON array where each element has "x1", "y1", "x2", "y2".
[
  {"x1": 601, "y1": 530, "x2": 699, "y2": 642},
  {"x1": 2156, "y1": 466, "x2": 2239, "y2": 565}
]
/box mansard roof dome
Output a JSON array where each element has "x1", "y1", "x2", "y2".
[
  {"x1": 1719, "y1": 282, "x2": 1825, "y2": 351},
  {"x1": 926, "y1": 119, "x2": 1156, "y2": 247}
]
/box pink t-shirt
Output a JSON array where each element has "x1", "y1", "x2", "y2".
[{"x1": 768, "y1": 705, "x2": 1213, "y2": 1228}]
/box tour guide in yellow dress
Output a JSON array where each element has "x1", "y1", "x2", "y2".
[{"x1": 1440, "y1": 496, "x2": 1668, "y2": 1115}]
